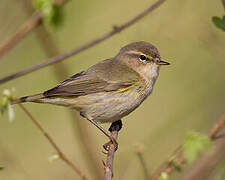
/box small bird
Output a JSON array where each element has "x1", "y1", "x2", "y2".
[{"x1": 12, "y1": 41, "x2": 170, "y2": 147}]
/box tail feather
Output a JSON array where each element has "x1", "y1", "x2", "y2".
[{"x1": 11, "y1": 93, "x2": 44, "y2": 104}]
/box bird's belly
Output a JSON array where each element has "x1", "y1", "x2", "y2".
[{"x1": 74, "y1": 87, "x2": 152, "y2": 123}]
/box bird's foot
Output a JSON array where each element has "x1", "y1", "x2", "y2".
[
  {"x1": 103, "y1": 136, "x2": 118, "y2": 152},
  {"x1": 103, "y1": 120, "x2": 122, "y2": 152}
]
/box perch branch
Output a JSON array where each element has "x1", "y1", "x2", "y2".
[
  {"x1": 0, "y1": 0, "x2": 166, "y2": 84},
  {"x1": 18, "y1": 104, "x2": 87, "y2": 180},
  {"x1": 104, "y1": 130, "x2": 119, "y2": 180},
  {"x1": 104, "y1": 120, "x2": 122, "y2": 180},
  {"x1": 151, "y1": 115, "x2": 225, "y2": 180}
]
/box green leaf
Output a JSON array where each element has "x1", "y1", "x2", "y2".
[
  {"x1": 184, "y1": 131, "x2": 212, "y2": 164},
  {"x1": 0, "y1": 167, "x2": 4, "y2": 171},
  {"x1": 34, "y1": 0, "x2": 63, "y2": 27},
  {"x1": 212, "y1": 16, "x2": 225, "y2": 31}
]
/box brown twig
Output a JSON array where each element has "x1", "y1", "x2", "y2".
[
  {"x1": 0, "y1": 0, "x2": 166, "y2": 84},
  {"x1": 151, "y1": 115, "x2": 225, "y2": 180},
  {"x1": 208, "y1": 115, "x2": 225, "y2": 139},
  {"x1": 0, "y1": 0, "x2": 68, "y2": 60},
  {"x1": 18, "y1": 104, "x2": 87, "y2": 180},
  {"x1": 104, "y1": 131, "x2": 119, "y2": 180},
  {"x1": 0, "y1": 12, "x2": 43, "y2": 59}
]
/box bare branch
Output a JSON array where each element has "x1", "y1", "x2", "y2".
[
  {"x1": 0, "y1": 0, "x2": 166, "y2": 85},
  {"x1": 18, "y1": 104, "x2": 87, "y2": 180},
  {"x1": 151, "y1": 115, "x2": 225, "y2": 180},
  {"x1": 0, "y1": 12, "x2": 42, "y2": 59},
  {"x1": 0, "y1": 0, "x2": 68, "y2": 60},
  {"x1": 104, "y1": 131, "x2": 118, "y2": 180},
  {"x1": 208, "y1": 115, "x2": 225, "y2": 139}
]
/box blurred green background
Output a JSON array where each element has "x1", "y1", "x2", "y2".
[{"x1": 0, "y1": 0, "x2": 225, "y2": 179}]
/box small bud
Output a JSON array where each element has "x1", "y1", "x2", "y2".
[
  {"x1": 159, "y1": 172, "x2": 169, "y2": 180},
  {"x1": 48, "y1": 154, "x2": 60, "y2": 162},
  {"x1": 1, "y1": 89, "x2": 16, "y2": 122}
]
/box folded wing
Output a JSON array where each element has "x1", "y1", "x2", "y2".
[{"x1": 43, "y1": 59, "x2": 139, "y2": 97}]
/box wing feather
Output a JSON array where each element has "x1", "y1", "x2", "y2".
[{"x1": 43, "y1": 59, "x2": 139, "y2": 97}]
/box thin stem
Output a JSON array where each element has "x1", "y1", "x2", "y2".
[
  {"x1": 104, "y1": 120, "x2": 122, "y2": 180},
  {"x1": 222, "y1": 0, "x2": 225, "y2": 10},
  {"x1": 0, "y1": 0, "x2": 68, "y2": 60},
  {"x1": 0, "y1": 0, "x2": 166, "y2": 84},
  {"x1": 208, "y1": 115, "x2": 225, "y2": 139},
  {"x1": 137, "y1": 152, "x2": 150, "y2": 180},
  {"x1": 18, "y1": 104, "x2": 87, "y2": 180},
  {"x1": 151, "y1": 115, "x2": 225, "y2": 180},
  {"x1": 0, "y1": 12, "x2": 43, "y2": 59},
  {"x1": 104, "y1": 131, "x2": 118, "y2": 180}
]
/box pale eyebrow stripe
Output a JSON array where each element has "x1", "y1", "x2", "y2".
[{"x1": 125, "y1": 50, "x2": 153, "y2": 59}]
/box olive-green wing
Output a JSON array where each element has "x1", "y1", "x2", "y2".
[{"x1": 43, "y1": 59, "x2": 139, "y2": 97}]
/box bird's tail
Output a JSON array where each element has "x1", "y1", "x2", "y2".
[{"x1": 11, "y1": 93, "x2": 45, "y2": 105}]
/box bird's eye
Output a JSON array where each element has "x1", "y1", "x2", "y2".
[{"x1": 139, "y1": 55, "x2": 147, "y2": 61}]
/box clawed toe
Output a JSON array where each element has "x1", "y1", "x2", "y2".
[{"x1": 103, "y1": 136, "x2": 118, "y2": 152}]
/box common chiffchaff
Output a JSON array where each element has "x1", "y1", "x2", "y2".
[{"x1": 13, "y1": 41, "x2": 170, "y2": 145}]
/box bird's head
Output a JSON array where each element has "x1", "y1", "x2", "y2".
[{"x1": 116, "y1": 41, "x2": 170, "y2": 80}]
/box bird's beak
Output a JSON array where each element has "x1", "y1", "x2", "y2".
[{"x1": 157, "y1": 59, "x2": 170, "y2": 65}]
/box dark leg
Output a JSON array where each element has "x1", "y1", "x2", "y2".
[{"x1": 103, "y1": 120, "x2": 123, "y2": 151}]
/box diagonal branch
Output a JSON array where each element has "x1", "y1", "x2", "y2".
[
  {"x1": 0, "y1": 0, "x2": 68, "y2": 60},
  {"x1": 0, "y1": 12, "x2": 42, "y2": 59},
  {"x1": 0, "y1": 0, "x2": 166, "y2": 85},
  {"x1": 18, "y1": 104, "x2": 87, "y2": 180}
]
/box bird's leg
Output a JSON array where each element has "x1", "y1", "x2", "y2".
[
  {"x1": 86, "y1": 118, "x2": 112, "y2": 138},
  {"x1": 83, "y1": 110, "x2": 122, "y2": 151},
  {"x1": 103, "y1": 120, "x2": 123, "y2": 151}
]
